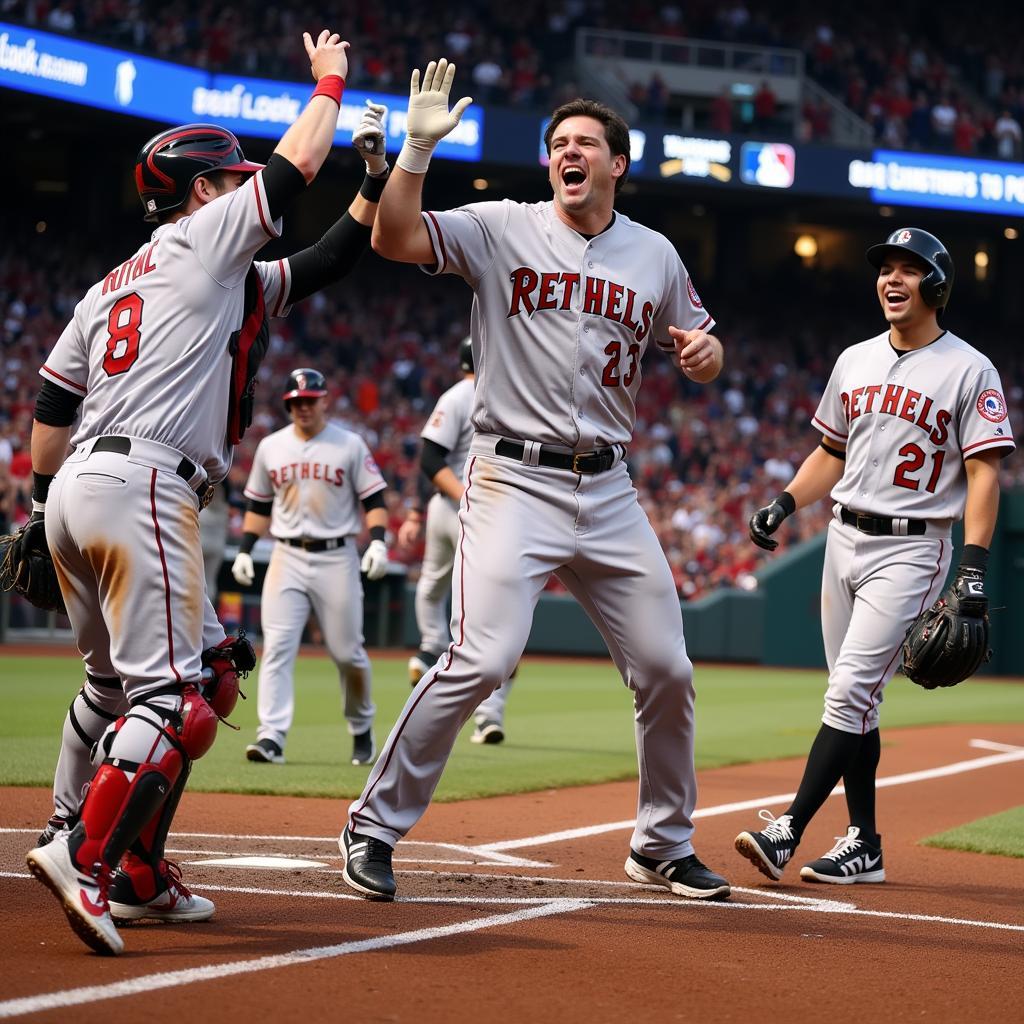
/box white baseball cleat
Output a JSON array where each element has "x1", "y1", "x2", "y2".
[
  {"x1": 26, "y1": 830, "x2": 123, "y2": 955},
  {"x1": 108, "y1": 858, "x2": 215, "y2": 922}
]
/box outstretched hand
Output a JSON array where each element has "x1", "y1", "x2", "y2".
[
  {"x1": 398, "y1": 58, "x2": 473, "y2": 173},
  {"x1": 352, "y1": 100, "x2": 389, "y2": 175},
  {"x1": 303, "y1": 30, "x2": 349, "y2": 83}
]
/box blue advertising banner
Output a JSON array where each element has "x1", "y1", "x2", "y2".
[
  {"x1": 0, "y1": 22, "x2": 483, "y2": 161},
  {"x1": 848, "y1": 149, "x2": 1024, "y2": 216}
]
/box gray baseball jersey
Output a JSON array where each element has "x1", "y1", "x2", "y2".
[
  {"x1": 814, "y1": 330, "x2": 1015, "y2": 518},
  {"x1": 41, "y1": 171, "x2": 291, "y2": 483},
  {"x1": 813, "y1": 329, "x2": 1014, "y2": 734},
  {"x1": 243, "y1": 422, "x2": 386, "y2": 539},
  {"x1": 420, "y1": 199, "x2": 713, "y2": 447},
  {"x1": 421, "y1": 377, "x2": 475, "y2": 478},
  {"x1": 350, "y1": 198, "x2": 715, "y2": 864}
]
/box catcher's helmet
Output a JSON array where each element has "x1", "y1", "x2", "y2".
[
  {"x1": 283, "y1": 368, "x2": 328, "y2": 405},
  {"x1": 458, "y1": 336, "x2": 474, "y2": 373},
  {"x1": 866, "y1": 228, "x2": 954, "y2": 309},
  {"x1": 135, "y1": 124, "x2": 264, "y2": 222}
]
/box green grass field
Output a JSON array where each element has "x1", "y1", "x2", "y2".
[
  {"x1": 922, "y1": 806, "x2": 1024, "y2": 858},
  {"x1": 2, "y1": 654, "x2": 1021, "y2": 801}
]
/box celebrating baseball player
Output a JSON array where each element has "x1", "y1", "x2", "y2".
[
  {"x1": 21, "y1": 30, "x2": 392, "y2": 955},
  {"x1": 735, "y1": 228, "x2": 1015, "y2": 885},
  {"x1": 232, "y1": 368, "x2": 389, "y2": 766},
  {"x1": 401, "y1": 337, "x2": 514, "y2": 744},
  {"x1": 339, "y1": 59, "x2": 731, "y2": 902}
]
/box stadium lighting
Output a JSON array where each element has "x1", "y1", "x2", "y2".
[
  {"x1": 472, "y1": 178, "x2": 488, "y2": 190},
  {"x1": 794, "y1": 234, "x2": 818, "y2": 259},
  {"x1": 974, "y1": 249, "x2": 989, "y2": 268},
  {"x1": 1004, "y1": 227, "x2": 1019, "y2": 240}
]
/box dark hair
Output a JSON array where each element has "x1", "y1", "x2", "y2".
[
  {"x1": 544, "y1": 99, "x2": 631, "y2": 192},
  {"x1": 156, "y1": 168, "x2": 233, "y2": 224}
]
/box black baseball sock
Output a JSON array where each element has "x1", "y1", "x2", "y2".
[
  {"x1": 785, "y1": 724, "x2": 864, "y2": 835},
  {"x1": 843, "y1": 727, "x2": 881, "y2": 845}
]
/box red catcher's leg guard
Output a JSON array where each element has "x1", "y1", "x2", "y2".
[
  {"x1": 70, "y1": 746, "x2": 182, "y2": 873},
  {"x1": 180, "y1": 684, "x2": 218, "y2": 759}
]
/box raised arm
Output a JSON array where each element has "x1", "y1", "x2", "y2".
[
  {"x1": 372, "y1": 59, "x2": 472, "y2": 264},
  {"x1": 274, "y1": 30, "x2": 350, "y2": 182}
]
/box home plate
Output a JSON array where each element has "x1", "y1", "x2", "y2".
[{"x1": 186, "y1": 856, "x2": 328, "y2": 869}]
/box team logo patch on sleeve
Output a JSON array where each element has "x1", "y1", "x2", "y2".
[
  {"x1": 686, "y1": 277, "x2": 703, "y2": 309},
  {"x1": 365, "y1": 455, "x2": 382, "y2": 476},
  {"x1": 977, "y1": 389, "x2": 1007, "y2": 422}
]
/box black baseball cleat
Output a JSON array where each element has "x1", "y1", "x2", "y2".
[
  {"x1": 800, "y1": 827, "x2": 885, "y2": 884},
  {"x1": 340, "y1": 826, "x2": 396, "y2": 900},
  {"x1": 351, "y1": 729, "x2": 376, "y2": 766},
  {"x1": 245, "y1": 738, "x2": 285, "y2": 764},
  {"x1": 624, "y1": 849, "x2": 731, "y2": 900},
  {"x1": 735, "y1": 809, "x2": 799, "y2": 881}
]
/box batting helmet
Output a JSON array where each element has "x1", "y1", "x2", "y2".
[
  {"x1": 282, "y1": 368, "x2": 328, "y2": 405},
  {"x1": 135, "y1": 124, "x2": 264, "y2": 223},
  {"x1": 866, "y1": 228, "x2": 954, "y2": 309},
  {"x1": 458, "y1": 336, "x2": 474, "y2": 373}
]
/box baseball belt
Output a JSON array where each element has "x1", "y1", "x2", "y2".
[
  {"x1": 495, "y1": 438, "x2": 619, "y2": 474},
  {"x1": 92, "y1": 435, "x2": 214, "y2": 509},
  {"x1": 839, "y1": 506, "x2": 926, "y2": 536}
]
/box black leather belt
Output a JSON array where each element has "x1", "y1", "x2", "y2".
[
  {"x1": 495, "y1": 438, "x2": 618, "y2": 474},
  {"x1": 93, "y1": 435, "x2": 213, "y2": 508},
  {"x1": 840, "y1": 506, "x2": 926, "y2": 536},
  {"x1": 280, "y1": 536, "x2": 346, "y2": 551}
]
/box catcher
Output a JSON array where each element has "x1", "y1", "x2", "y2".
[{"x1": 732, "y1": 228, "x2": 1014, "y2": 885}]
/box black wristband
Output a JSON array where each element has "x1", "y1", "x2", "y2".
[
  {"x1": 32, "y1": 472, "x2": 55, "y2": 504},
  {"x1": 360, "y1": 167, "x2": 389, "y2": 201},
  {"x1": 776, "y1": 490, "x2": 797, "y2": 517},
  {"x1": 239, "y1": 531, "x2": 259, "y2": 555},
  {"x1": 959, "y1": 544, "x2": 989, "y2": 573},
  {"x1": 369, "y1": 525, "x2": 386, "y2": 542}
]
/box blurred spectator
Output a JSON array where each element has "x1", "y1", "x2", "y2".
[
  {"x1": 930, "y1": 94, "x2": 957, "y2": 151},
  {"x1": 711, "y1": 88, "x2": 733, "y2": 134},
  {"x1": 906, "y1": 93, "x2": 932, "y2": 149},
  {"x1": 953, "y1": 110, "x2": 979, "y2": 155},
  {"x1": 994, "y1": 110, "x2": 1022, "y2": 160},
  {"x1": 753, "y1": 80, "x2": 778, "y2": 132}
]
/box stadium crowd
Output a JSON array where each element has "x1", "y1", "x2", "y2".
[
  {"x1": 2, "y1": 231, "x2": 1021, "y2": 605},
  {"x1": 7, "y1": 0, "x2": 1024, "y2": 155}
]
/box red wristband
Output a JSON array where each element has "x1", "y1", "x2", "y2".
[{"x1": 311, "y1": 74, "x2": 344, "y2": 106}]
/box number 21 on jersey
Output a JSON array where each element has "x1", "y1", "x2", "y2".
[{"x1": 893, "y1": 443, "x2": 944, "y2": 493}]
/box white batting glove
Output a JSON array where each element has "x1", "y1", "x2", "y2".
[
  {"x1": 398, "y1": 58, "x2": 473, "y2": 174},
  {"x1": 231, "y1": 552, "x2": 255, "y2": 586},
  {"x1": 360, "y1": 539, "x2": 389, "y2": 580},
  {"x1": 352, "y1": 100, "x2": 389, "y2": 176}
]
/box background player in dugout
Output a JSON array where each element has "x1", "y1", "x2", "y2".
[
  {"x1": 339, "y1": 59, "x2": 731, "y2": 903},
  {"x1": 400, "y1": 336, "x2": 515, "y2": 745},
  {"x1": 231, "y1": 367, "x2": 390, "y2": 767},
  {"x1": 734, "y1": 228, "x2": 1014, "y2": 885},
  {"x1": 23, "y1": 30, "x2": 392, "y2": 955}
]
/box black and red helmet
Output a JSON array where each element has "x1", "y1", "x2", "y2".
[
  {"x1": 135, "y1": 123, "x2": 264, "y2": 222},
  {"x1": 283, "y1": 367, "x2": 328, "y2": 406}
]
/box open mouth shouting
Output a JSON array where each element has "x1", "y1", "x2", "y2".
[{"x1": 560, "y1": 163, "x2": 588, "y2": 196}]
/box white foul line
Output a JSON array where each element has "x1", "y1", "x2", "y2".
[
  {"x1": 474, "y1": 742, "x2": 1024, "y2": 853},
  {"x1": 0, "y1": 899, "x2": 593, "y2": 1020}
]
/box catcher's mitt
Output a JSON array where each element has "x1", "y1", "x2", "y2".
[
  {"x1": 0, "y1": 515, "x2": 66, "y2": 615},
  {"x1": 902, "y1": 572, "x2": 990, "y2": 690}
]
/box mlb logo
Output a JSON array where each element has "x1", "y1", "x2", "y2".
[
  {"x1": 896, "y1": 229, "x2": 913, "y2": 243},
  {"x1": 740, "y1": 142, "x2": 795, "y2": 188}
]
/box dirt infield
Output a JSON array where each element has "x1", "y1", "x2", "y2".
[{"x1": 3, "y1": 723, "x2": 1023, "y2": 1023}]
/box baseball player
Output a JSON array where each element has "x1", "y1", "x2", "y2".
[
  {"x1": 401, "y1": 337, "x2": 514, "y2": 743},
  {"x1": 23, "y1": 31, "x2": 393, "y2": 955},
  {"x1": 231, "y1": 367, "x2": 389, "y2": 766},
  {"x1": 735, "y1": 228, "x2": 1015, "y2": 884},
  {"x1": 339, "y1": 60, "x2": 731, "y2": 902}
]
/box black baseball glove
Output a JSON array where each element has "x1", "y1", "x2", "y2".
[
  {"x1": 0, "y1": 513, "x2": 67, "y2": 614},
  {"x1": 902, "y1": 569, "x2": 991, "y2": 690}
]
